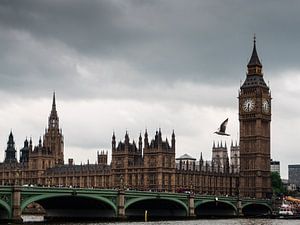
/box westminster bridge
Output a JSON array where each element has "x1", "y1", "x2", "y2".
[{"x1": 0, "y1": 186, "x2": 272, "y2": 222}]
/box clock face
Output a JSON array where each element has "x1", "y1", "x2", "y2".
[
  {"x1": 242, "y1": 98, "x2": 255, "y2": 112},
  {"x1": 262, "y1": 99, "x2": 270, "y2": 113}
]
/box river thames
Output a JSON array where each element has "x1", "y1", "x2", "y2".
[{"x1": 37, "y1": 219, "x2": 300, "y2": 225}]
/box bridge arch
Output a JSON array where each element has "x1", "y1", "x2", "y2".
[
  {"x1": 0, "y1": 199, "x2": 11, "y2": 219},
  {"x1": 242, "y1": 203, "x2": 272, "y2": 216},
  {"x1": 21, "y1": 193, "x2": 117, "y2": 218},
  {"x1": 125, "y1": 196, "x2": 188, "y2": 218},
  {"x1": 195, "y1": 199, "x2": 237, "y2": 217}
]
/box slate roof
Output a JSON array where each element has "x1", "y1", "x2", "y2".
[
  {"x1": 247, "y1": 38, "x2": 262, "y2": 68},
  {"x1": 241, "y1": 75, "x2": 268, "y2": 89}
]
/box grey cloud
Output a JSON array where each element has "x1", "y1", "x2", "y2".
[
  {"x1": 0, "y1": 0, "x2": 300, "y2": 98},
  {"x1": 0, "y1": 0, "x2": 299, "y2": 178}
]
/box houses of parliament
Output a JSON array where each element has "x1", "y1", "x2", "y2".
[{"x1": 0, "y1": 39, "x2": 272, "y2": 199}]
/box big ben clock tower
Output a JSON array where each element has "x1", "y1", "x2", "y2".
[{"x1": 239, "y1": 37, "x2": 271, "y2": 199}]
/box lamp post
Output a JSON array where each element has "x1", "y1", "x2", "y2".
[
  {"x1": 190, "y1": 178, "x2": 194, "y2": 194},
  {"x1": 120, "y1": 175, "x2": 124, "y2": 191},
  {"x1": 47, "y1": 177, "x2": 51, "y2": 187},
  {"x1": 15, "y1": 169, "x2": 20, "y2": 186}
]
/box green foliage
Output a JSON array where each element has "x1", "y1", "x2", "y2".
[{"x1": 271, "y1": 172, "x2": 286, "y2": 196}]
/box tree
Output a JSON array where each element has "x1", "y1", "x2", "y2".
[{"x1": 271, "y1": 172, "x2": 286, "y2": 196}]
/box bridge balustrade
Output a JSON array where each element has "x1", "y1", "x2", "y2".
[{"x1": 0, "y1": 186, "x2": 273, "y2": 222}]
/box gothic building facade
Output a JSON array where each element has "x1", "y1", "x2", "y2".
[{"x1": 0, "y1": 39, "x2": 271, "y2": 198}]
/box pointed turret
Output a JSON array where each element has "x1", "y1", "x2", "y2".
[
  {"x1": 241, "y1": 36, "x2": 268, "y2": 89},
  {"x1": 7, "y1": 131, "x2": 14, "y2": 147},
  {"x1": 20, "y1": 138, "x2": 30, "y2": 163},
  {"x1": 125, "y1": 131, "x2": 129, "y2": 144},
  {"x1": 199, "y1": 152, "x2": 203, "y2": 169},
  {"x1": 112, "y1": 132, "x2": 116, "y2": 150},
  {"x1": 4, "y1": 131, "x2": 17, "y2": 163},
  {"x1": 144, "y1": 129, "x2": 149, "y2": 148},
  {"x1": 138, "y1": 132, "x2": 142, "y2": 151},
  {"x1": 247, "y1": 35, "x2": 263, "y2": 76},
  {"x1": 225, "y1": 156, "x2": 230, "y2": 173},
  {"x1": 155, "y1": 130, "x2": 158, "y2": 142},
  {"x1": 29, "y1": 137, "x2": 33, "y2": 150},
  {"x1": 38, "y1": 136, "x2": 42, "y2": 147},
  {"x1": 24, "y1": 138, "x2": 29, "y2": 147},
  {"x1": 248, "y1": 35, "x2": 262, "y2": 66},
  {"x1": 171, "y1": 130, "x2": 175, "y2": 151},
  {"x1": 156, "y1": 128, "x2": 163, "y2": 148}
]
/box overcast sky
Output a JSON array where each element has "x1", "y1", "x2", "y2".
[{"x1": 0, "y1": 0, "x2": 300, "y2": 179}]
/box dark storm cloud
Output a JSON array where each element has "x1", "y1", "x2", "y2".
[
  {"x1": 0, "y1": 1, "x2": 300, "y2": 177},
  {"x1": 0, "y1": 0, "x2": 300, "y2": 98}
]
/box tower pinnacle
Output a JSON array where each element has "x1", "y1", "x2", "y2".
[
  {"x1": 247, "y1": 35, "x2": 262, "y2": 76},
  {"x1": 48, "y1": 92, "x2": 59, "y2": 129},
  {"x1": 52, "y1": 91, "x2": 56, "y2": 109},
  {"x1": 4, "y1": 131, "x2": 17, "y2": 163},
  {"x1": 50, "y1": 92, "x2": 58, "y2": 118}
]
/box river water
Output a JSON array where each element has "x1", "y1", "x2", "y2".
[{"x1": 39, "y1": 219, "x2": 300, "y2": 225}]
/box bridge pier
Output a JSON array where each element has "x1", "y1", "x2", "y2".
[
  {"x1": 237, "y1": 199, "x2": 243, "y2": 217},
  {"x1": 188, "y1": 193, "x2": 196, "y2": 218},
  {"x1": 117, "y1": 190, "x2": 126, "y2": 220},
  {"x1": 12, "y1": 186, "x2": 22, "y2": 223}
]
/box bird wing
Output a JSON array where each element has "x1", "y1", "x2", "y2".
[{"x1": 220, "y1": 118, "x2": 229, "y2": 133}]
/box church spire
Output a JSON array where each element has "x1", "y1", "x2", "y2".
[
  {"x1": 247, "y1": 35, "x2": 263, "y2": 76},
  {"x1": 52, "y1": 91, "x2": 56, "y2": 110},
  {"x1": 50, "y1": 92, "x2": 58, "y2": 118},
  {"x1": 48, "y1": 92, "x2": 59, "y2": 129}
]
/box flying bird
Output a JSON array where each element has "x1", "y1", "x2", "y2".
[{"x1": 214, "y1": 118, "x2": 230, "y2": 136}]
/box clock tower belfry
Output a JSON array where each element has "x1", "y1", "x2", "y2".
[{"x1": 239, "y1": 37, "x2": 271, "y2": 199}]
